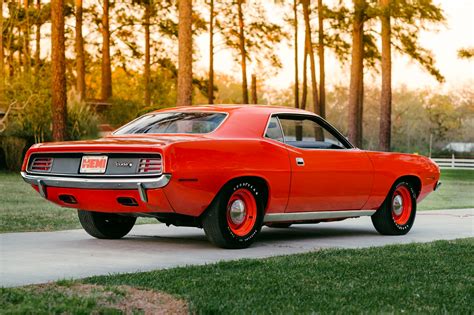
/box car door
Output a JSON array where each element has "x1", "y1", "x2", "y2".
[{"x1": 274, "y1": 114, "x2": 374, "y2": 212}]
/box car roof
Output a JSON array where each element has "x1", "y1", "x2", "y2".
[
  {"x1": 150, "y1": 104, "x2": 320, "y2": 138},
  {"x1": 152, "y1": 104, "x2": 319, "y2": 116}
]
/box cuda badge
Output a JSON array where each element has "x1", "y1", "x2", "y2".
[{"x1": 115, "y1": 162, "x2": 133, "y2": 168}]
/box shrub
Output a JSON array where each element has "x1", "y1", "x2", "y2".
[
  {"x1": 0, "y1": 136, "x2": 27, "y2": 171},
  {"x1": 67, "y1": 91, "x2": 99, "y2": 140},
  {"x1": 100, "y1": 98, "x2": 142, "y2": 128}
]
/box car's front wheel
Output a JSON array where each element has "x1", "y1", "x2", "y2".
[
  {"x1": 202, "y1": 180, "x2": 264, "y2": 249},
  {"x1": 371, "y1": 181, "x2": 417, "y2": 235},
  {"x1": 78, "y1": 210, "x2": 136, "y2": 239}
]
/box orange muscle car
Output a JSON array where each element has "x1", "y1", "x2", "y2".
[{"x1": 21, "y1": 105, "x2": 441, "y2": 248}]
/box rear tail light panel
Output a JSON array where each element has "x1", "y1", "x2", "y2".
[
  {"x1": 138, "y1": 158, "x2": 162, "y2": 174},
  {"x1": 29, "y1": 157, "x2": 53, "y2": 173},
  {"x1": 26, "y1": 153, "x2": 163, "y2": 176}
]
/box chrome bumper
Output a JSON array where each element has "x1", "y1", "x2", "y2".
[
  {"x1": 20, "y1": 172, "x2": 171, "y2": 202},
  {"x1": 434, "y1": 181, "x2": 442, "y2": 191}
]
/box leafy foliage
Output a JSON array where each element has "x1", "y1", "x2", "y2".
[{"x1": 458, "y1": 47, "x2": 474, "y2": 59}]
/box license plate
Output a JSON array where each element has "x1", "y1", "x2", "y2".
[{"x1": 80, "y1": 156, "x2": 108, "y2": 173}]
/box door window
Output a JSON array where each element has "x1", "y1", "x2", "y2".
[
  {"x1": 265, "y1": 116, "x2": 284, "y2": 142},
  {"x1": 278, "y1": 116, "x2": 347, "y2": 149}
]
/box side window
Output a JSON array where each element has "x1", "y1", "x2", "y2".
[
  {"x1": 279, "y1": 116, "x2": 346, "y2": 149},
  {"x1": 265, "y1": 116, "x2": 284, "y2": 142}
]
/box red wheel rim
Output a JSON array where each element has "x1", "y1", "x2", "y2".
[
  {"x1": 391, "y1": 185, "x2": 412, "y2": 225},
  {"x1": 226, "y1": 188, "x2": 257, "y2": 237}
]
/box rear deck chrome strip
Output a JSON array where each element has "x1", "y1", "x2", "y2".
[
  {"x1": 20, "y1": 172, "x2": 171, "y2": 190},
  {"x1": 263, "y1": 210, "x2": 376, "y2": 223}
]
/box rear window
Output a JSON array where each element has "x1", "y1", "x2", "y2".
[{"x1": 114, "y1": 112, "x2": 227, "y2": 135}]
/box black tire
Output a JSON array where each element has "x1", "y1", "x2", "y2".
[
  {"x1": 266, "y1": 223, "x2": 292, "y2": 228},
  {"x1": 202, "y1": 180, "x2": 264, "y2": 249},
  {"x1": 78, "y1": 210, "x2": 136, "y2": 239},
  {"x1": 371, "y1": 181, "x2": 417, "y2": 235}
]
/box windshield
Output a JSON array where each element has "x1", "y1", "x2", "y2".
[{"x1": 113, "y1": 112, "x2": 227, "y2": 135}]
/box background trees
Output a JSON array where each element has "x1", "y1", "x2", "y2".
[{"x1": 0, "y1": 0, "x2": 471, "y2": 169}]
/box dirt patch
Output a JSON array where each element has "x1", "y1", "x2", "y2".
[{"x1": 32, "y1": 283, "x2": 188, "y2": 315}]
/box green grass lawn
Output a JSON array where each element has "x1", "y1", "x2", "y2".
[
  {"x1": 0, "y1": 169, "x2": 472, "y2": 233},
  {"x1": 2, "y1": 239, "x2": 473, "y2": 313},
  {"x1": 418, "y1": 169, "x2": 474, "y2": 210}
]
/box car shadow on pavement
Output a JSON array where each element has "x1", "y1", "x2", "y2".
[
  {"x1": 109, "y1": 223, "x2": 380, "y2": 249},
  {"x1": 258, "y1": 225, "x2": 379, "y2": 242}
]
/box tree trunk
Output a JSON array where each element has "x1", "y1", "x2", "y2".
[
  {"x1": 35, "y1": 0, "x2": 41, "y2": 76},
  {"x1": 237, "y1": 0, "x2": 248, "y2": 104},
  {"x1": 347, "y1": 0, "x2": 365, "y2": 147},
  {"x1": 317, "y1": 0, "x2": 325, "y2": 118},
  {"x1": 302, "y1": 0, "x2": 319, "y2": 114},
  {"x1": 379, "y1": 0, "x2": 391, "y2": 151},
  {"x1": 75, "y1": 0, "x2": 86, "y2": 100},
  {"x1": 177, "y1": 0, "x2": 193, "y2": 106},
  {"x1": 293, "y1": 0, "x2": 299, "y2": 109},
  {"x1": 51, "y1": 0, "x2": 67, "y2": 141},
  {"x1": 144, "y1": 2, "x2": 151, "y2": 106},
  {"x1": 208, "y1": 0, "x2": 214, "y2": 104},
  {"x1": 251, "y1": 74, "x2": 257, "y2": 104},
  {"x1": 0, "y1": 0, "x2": 4, "y2": 88},
  {"x1": 101, "y1": 0, "x2": 112, "y2": 101},
  {"x1": 23, "y1": 0, "x2": 31, "y2": 73},
  {"x1": 357, "y1": 64, "x2": 364, "y2": 145},
  {"x1": 301, "y1": 38, "x2": 308, "y2": 110}
]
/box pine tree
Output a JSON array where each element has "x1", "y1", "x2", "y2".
[
  {"x1": 101, "y1": 0, "x2": 112, "y2": 101},
  {"x1": 75, "y1": 0, "x2": 86, "y2": 100},
  {"x1": 177, "y1": 0, "x2": 193, "y2": 106},
  {"x1": 51, "y1": 0, "x2": 67, "y2": 140}
]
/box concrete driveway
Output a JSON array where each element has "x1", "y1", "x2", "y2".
[{"x1": 1, "y1": 209, "x2": 472, "y2": 287}]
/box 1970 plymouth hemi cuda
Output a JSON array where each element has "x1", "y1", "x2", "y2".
[{"x1": 21, "y1": 105, "x2": 441, "y2": 248}]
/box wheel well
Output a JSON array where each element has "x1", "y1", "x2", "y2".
[
  {"x1": 199, "y1": 176, "x2": 270, "y2": 222},
  {"x1": 396, "y1": 175, "x2": 422, "y2": 197},
  {"x1": 224, "y1": 176, "x2": 270, "y2": 210}
]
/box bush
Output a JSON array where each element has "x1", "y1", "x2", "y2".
[
  {"x1": 67, "y1": 91, "x2": 99, "y2": 140},
  {"x1": 1, "y1": 85, "x2": 100, "y2": 169},
  {"x1": 100, "y1": 98, "x2": 142, "y2": 128},
  {"x1": 0, "y1": 136, "x2": 27, "y2": 171}
]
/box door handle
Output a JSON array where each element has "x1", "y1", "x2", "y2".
[{"x1": 296, "y1": 157, "x2": 305, "y2": 166}]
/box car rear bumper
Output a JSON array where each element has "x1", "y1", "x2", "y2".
[{"x1": 20, "y1": 172, "x2": 171, "y2": 203}]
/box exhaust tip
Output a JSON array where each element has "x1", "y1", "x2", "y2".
[
  {"x1": 58, "y1": 194, "x2": 77, "y2": 204},
  {"x1": 117, "y1": 197, "x2": 139, "y2": 207}
]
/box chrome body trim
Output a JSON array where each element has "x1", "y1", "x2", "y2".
[
  {"x1": 21, "y1": 172, "x2": 171, "y2": 190},
  {"x1": 263, "y1": 210, "x2": 376, "y2": 223},
  {"x1": 26, "y1": 152, "x2": 163, "y2": 177}
]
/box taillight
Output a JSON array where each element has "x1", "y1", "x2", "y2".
[
  {"x1": 30, "y1": 157, "x2": 53, "y2": 172},
  {"x1": 138, "y1": 158, "x2": 162, "y2": 174}
]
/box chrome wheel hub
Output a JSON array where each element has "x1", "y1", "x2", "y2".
[
  {"x1": 392, "y1": 195, "x2": 403, "y2": 216},
  {"x1": 229, "y1": 199, "x2": 246, "y2": 225}
]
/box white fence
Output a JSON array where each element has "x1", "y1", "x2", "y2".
[{"x1": 431, "y1": 156, "x2": 474, "y2": 170}]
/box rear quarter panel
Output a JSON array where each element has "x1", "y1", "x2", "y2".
[
  {"x1": 162, "y1": 139, "x2": 291, "y2": 217},
  {"x1": 363, "y1": 152, "x2": 440, "y2": 209}
]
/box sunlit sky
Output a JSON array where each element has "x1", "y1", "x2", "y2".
[{"x1": 195, "y1": 0, "x2": 474, "y2": 91}]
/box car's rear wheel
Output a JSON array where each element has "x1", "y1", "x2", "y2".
[
  {"x1": 371, "y1": 181, "x2": 417, "y2": 235},
  {"x1": 78, "y1": 210, "x2": 136, "y2": 239},
  {"x1": 202, "y1": 180, "x2": 264, "y2": 249}
]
